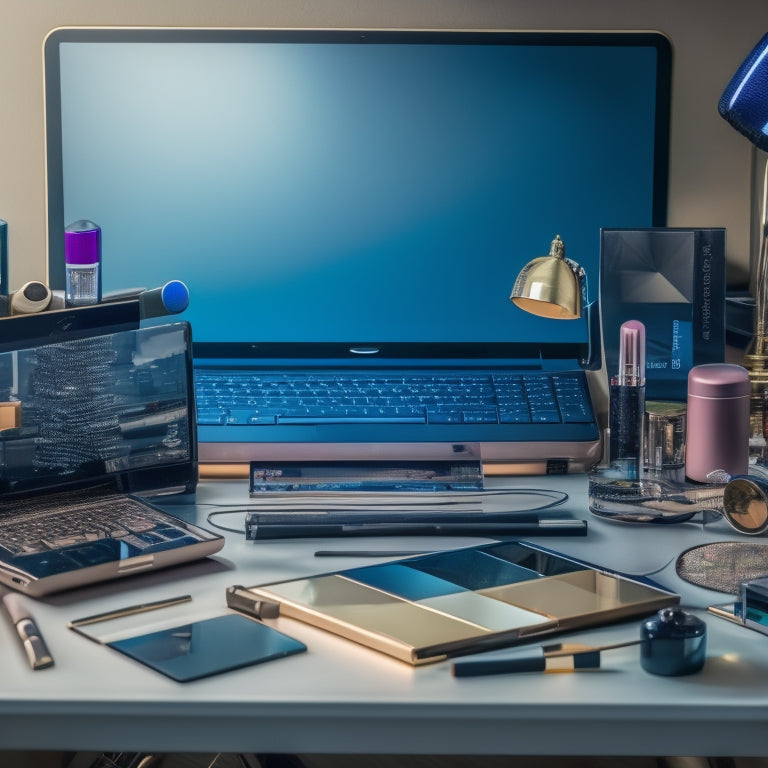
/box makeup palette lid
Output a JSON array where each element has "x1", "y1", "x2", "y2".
[{"x1": 687, "y1": 363, "x2": 750, "y2": 398}]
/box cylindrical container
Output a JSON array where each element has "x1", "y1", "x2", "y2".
[
  {"x1": 685, "y1": 364, "x2": 750, "y2": 483},
  {"x1": 65, "y1": 219, "x2": 101, "y2": 307},
  {"x1": 640, "y1": 607, "x2": 707, "y2": 676},
  {"x1": 644, "y1": 400, "x2": 687, "y2": 482}
]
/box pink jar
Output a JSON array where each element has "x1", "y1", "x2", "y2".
[{"x1": 685, "y1": 364, "x2": 750, "y2": 483}]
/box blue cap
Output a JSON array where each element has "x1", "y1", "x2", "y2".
[{"x1": 161, "y1": 280, "x2": 190, "y2": 313}]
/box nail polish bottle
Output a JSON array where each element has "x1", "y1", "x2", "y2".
[{"x1": 65, "y1": 220, "x2": 101, "y2": 307}]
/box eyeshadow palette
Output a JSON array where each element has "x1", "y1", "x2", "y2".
[{"x1": 227, "y1": 541, "x2": 679, "y2": 665}]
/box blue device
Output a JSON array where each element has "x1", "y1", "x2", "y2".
[{"x1": 719, "y1": 32, "x2": 768, "y2": 152}]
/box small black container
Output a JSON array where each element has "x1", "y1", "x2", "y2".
[{"x1": 640, "y1": 607, "x2": 707, "y2": 676}]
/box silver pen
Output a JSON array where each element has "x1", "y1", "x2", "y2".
[{"x1": 1, "y1": 588, "x2": 54, "y2": 670}]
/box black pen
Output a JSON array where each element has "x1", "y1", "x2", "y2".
[
  {"x1": 1, "y1": 588, "x2": 54, "y2": 670},
  {"x1": 248, "y1": 518, "x2": 587, "y2": 540}
]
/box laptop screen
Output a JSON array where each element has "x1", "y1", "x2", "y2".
[
  {"x1": 44, "y1": 29, "x2": 670, "y2": 354},
  {"x1": 0, "y1": 322, "x2": 198, "y2": 498}
]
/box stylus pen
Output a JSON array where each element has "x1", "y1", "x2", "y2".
[
  {"x1": 248, "y1": 518, "x2": 587, "y2": 540},
  {"x1": 0, "y1": 588, "x2": 54, "y2": 670}
]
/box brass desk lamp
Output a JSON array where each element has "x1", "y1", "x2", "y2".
[{"x1": 510, "y1": 234, "x2": 600, "y2": 370}]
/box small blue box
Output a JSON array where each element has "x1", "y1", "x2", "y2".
[{"x1": 600, "y1": 228, "x2": 726, "y2": 402}]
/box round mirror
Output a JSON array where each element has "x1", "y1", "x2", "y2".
[{"x1": 722, "y1": 476, "x2": 768, "y2": 535}]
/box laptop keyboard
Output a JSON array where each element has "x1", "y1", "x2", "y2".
[
  {"x1": 0, "y1": 494, "x2": 189, "y2": 556},
  {"x1": 195, "y1": 371, "x2": 594, "y2": 426}
]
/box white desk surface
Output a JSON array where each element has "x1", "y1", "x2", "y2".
[{"x1": 1, "y1": 473, "x2": 767, "y2": 758}]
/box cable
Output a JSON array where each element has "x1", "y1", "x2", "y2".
[{"x1": 205, "y1": 509, "x2": 248, "y2": 534}]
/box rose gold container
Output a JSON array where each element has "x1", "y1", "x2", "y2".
[{"x1": 685, "y1": 364, "x2": 750, "y2": 483}]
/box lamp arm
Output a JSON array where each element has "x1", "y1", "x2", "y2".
[
  {"x1": 752, "y1": 156, "x2": 768, "y2": 347},
  {"x1": 583, "y1": 299, "x2": 602, "y2": 371},
  {"x1": 564, "y1": 258, "x2": 601, "y2": 371}
]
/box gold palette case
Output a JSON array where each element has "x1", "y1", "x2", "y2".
[{"x1": 227, "y1": 541, "x2": 679, "y2": 665}]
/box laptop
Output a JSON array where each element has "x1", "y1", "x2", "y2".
[
  {"x1": 42, "y1": 29, "x2": 672, "y2": 473},
  {"x1": 0, "y1": 320, "x2": 223, "y2": 596}
]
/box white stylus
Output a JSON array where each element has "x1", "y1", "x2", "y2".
[{"x1": 1, "y1": 588, "x2": 54, "y2": 670}]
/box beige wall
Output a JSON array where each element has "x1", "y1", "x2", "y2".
[{"x1": 0, "y1": 0, "x2": 765, "y2": 290}]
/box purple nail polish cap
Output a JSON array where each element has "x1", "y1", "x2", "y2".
[{"x1": 65, "y1": 220, "x2": 101, "y2": 265}]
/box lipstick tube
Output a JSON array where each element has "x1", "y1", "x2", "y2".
[{"x1": 609, "y1": 320, "x2": 646, "y2": 480}]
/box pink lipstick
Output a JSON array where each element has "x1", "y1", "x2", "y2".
[{"x1": 609, "y1": 320, "x2": 647, "y2": 479}]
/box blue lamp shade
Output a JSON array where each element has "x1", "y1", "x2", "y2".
[{"x1": 719, "y1": 32, "x2": 768, "y2": 152}]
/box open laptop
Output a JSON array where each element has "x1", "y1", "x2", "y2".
[
  {"x1": 0, "y1": 320, "x2": 223, "y2": 596},
  {"x1": 43, "y1": 28, "x2": 671, "y2": 473}
]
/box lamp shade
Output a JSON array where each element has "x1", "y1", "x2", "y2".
[
  {"x1": 718, "y1": 32, "x2": 768, "y2": 153},
  {"x1": 510, "y1": 235, "x2": 582, "y2": 319}
]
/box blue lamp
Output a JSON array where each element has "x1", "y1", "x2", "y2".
[{"x1": 719, "y1": 32, "x2": 768, "y2": 152}]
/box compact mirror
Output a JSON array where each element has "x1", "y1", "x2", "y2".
[{"x1": 722, "y1": 476, "x2": 768, "y2": 534}]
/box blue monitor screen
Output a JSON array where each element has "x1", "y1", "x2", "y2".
[{"x1": 44, "y1": 30, "x2": 670, "y2": 349}]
